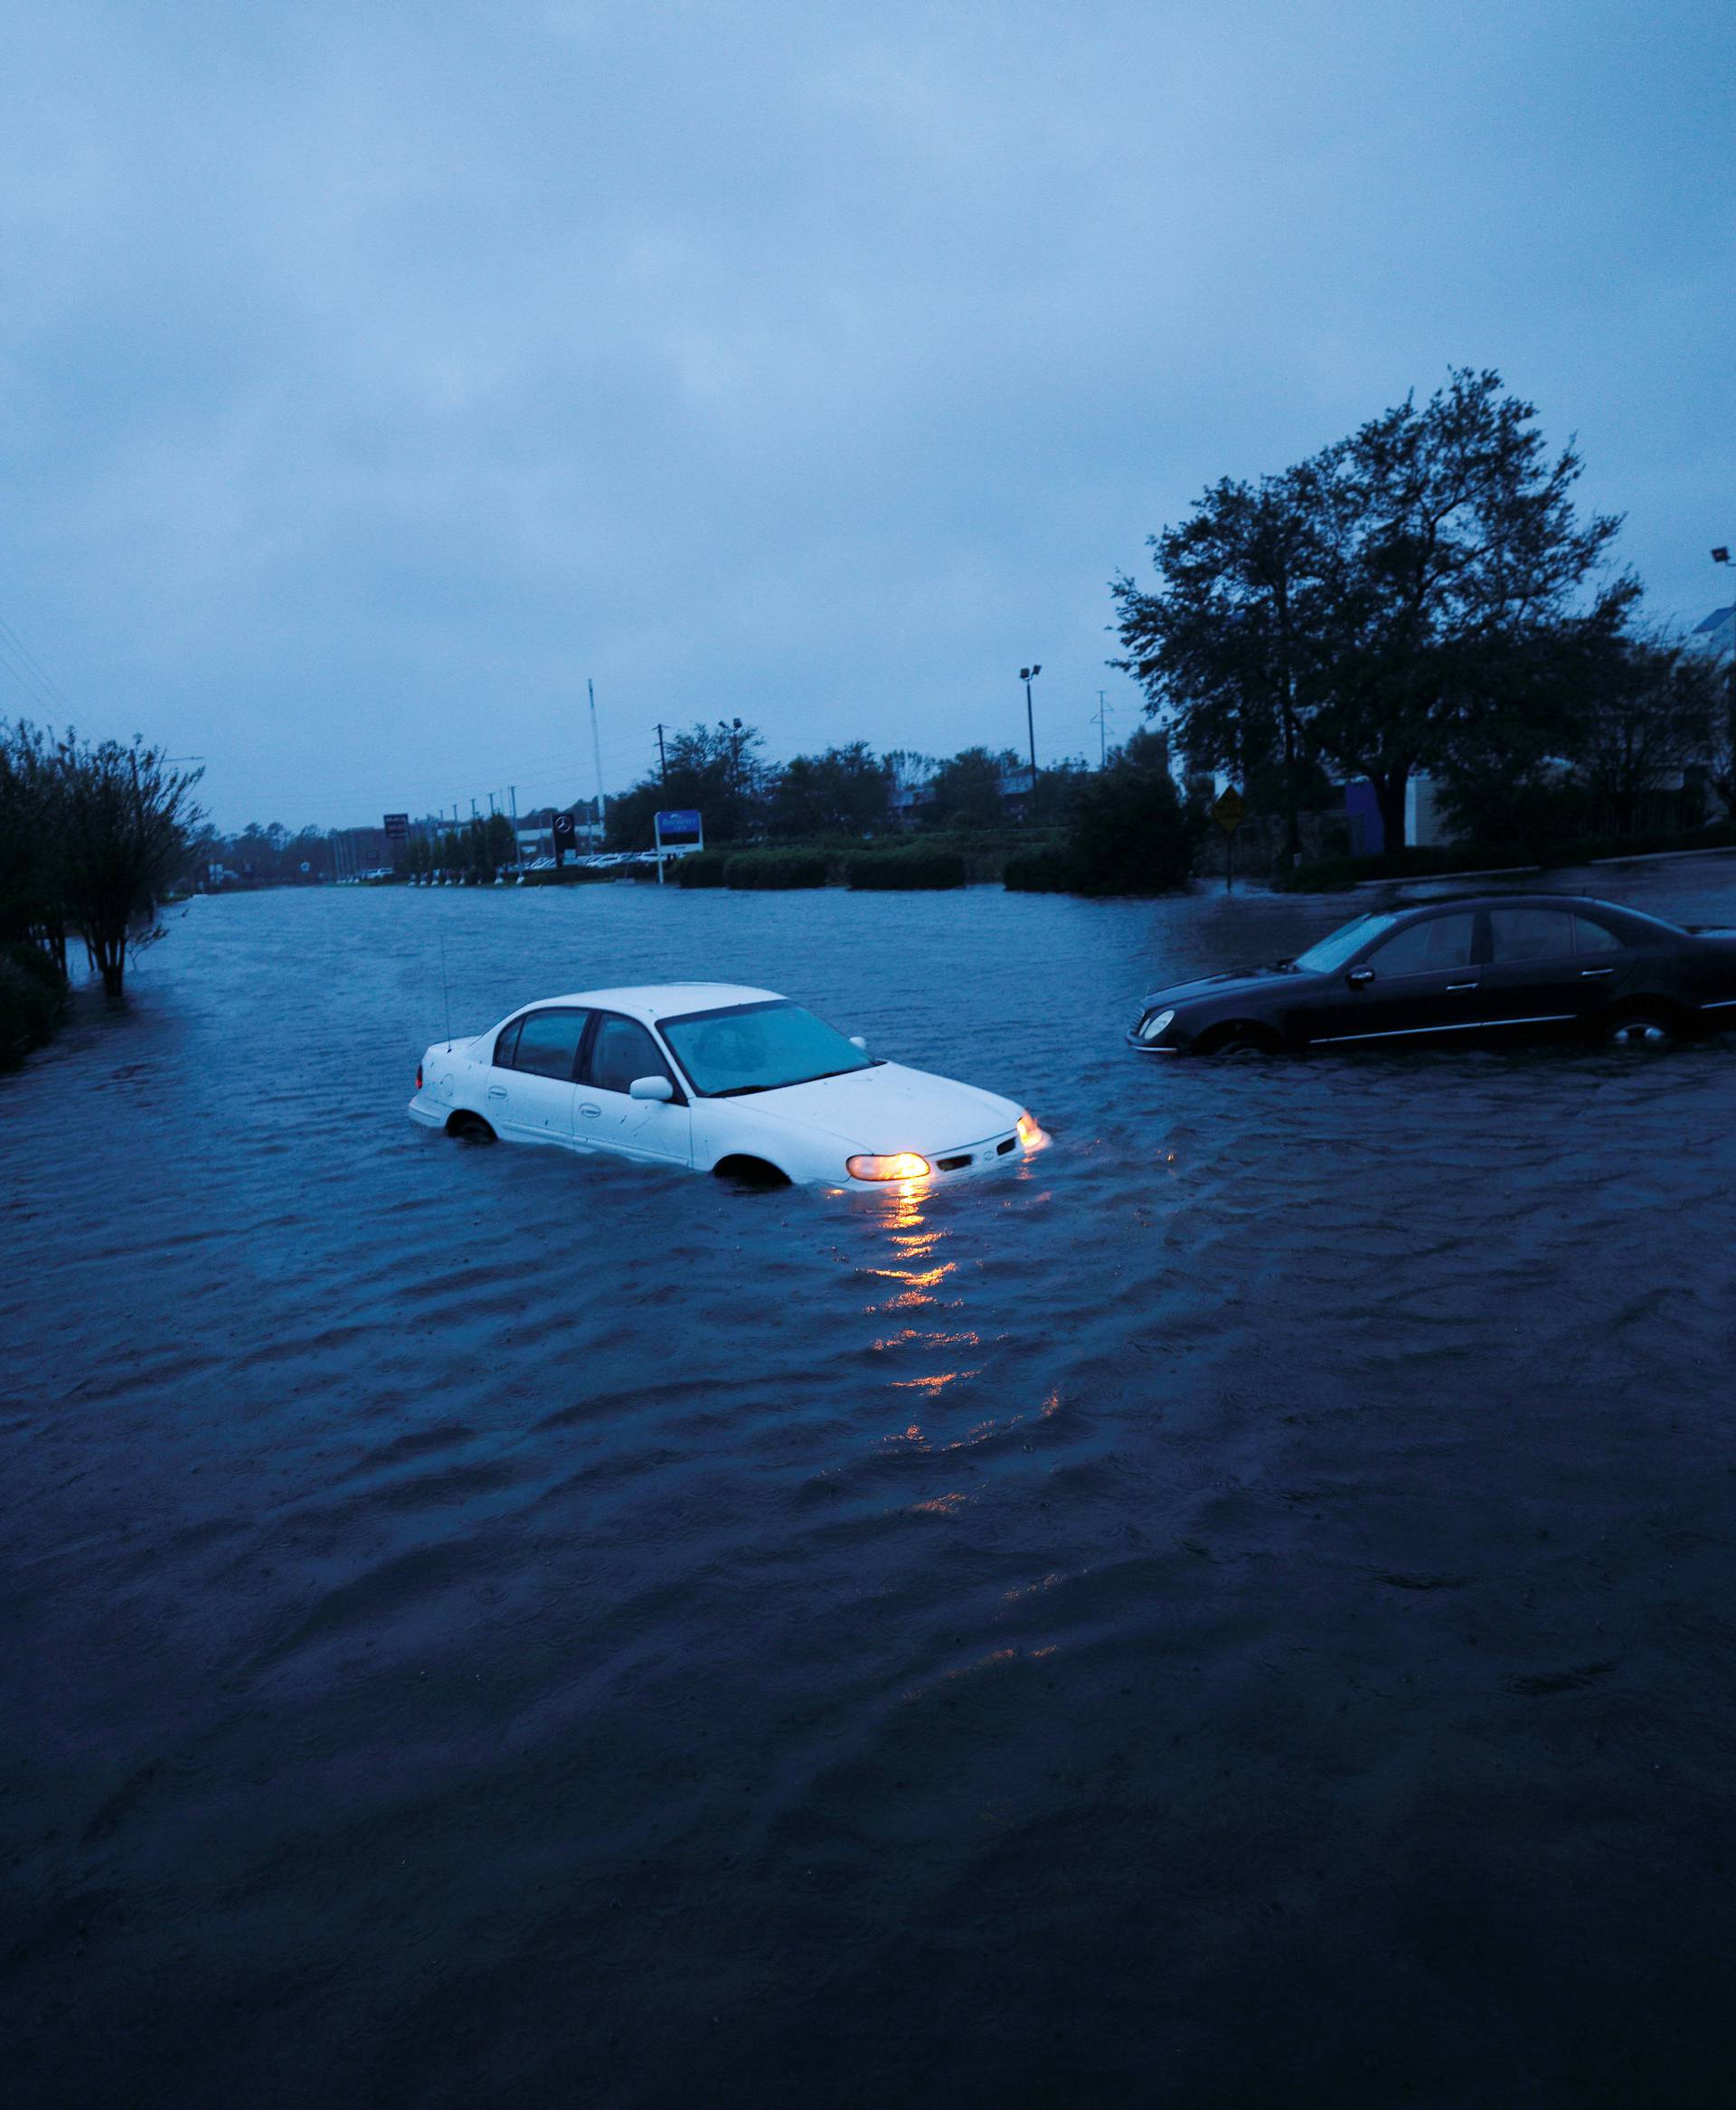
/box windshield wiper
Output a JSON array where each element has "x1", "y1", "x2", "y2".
[{"x1": 710, "y1": 1059, "x2": 880, "y2": 1098}]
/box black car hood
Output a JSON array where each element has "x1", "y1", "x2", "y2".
[{"x1": 1139, "y1": 965, "x2": 1320, "y2": 1008}]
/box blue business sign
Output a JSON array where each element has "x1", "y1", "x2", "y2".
[{"x1": 654, "y1": 809, "x2": 703, "y2": 842}]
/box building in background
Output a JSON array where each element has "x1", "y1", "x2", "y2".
[{"x1": 1688, "y1": 603, "x2": 1734, "y2": 663}]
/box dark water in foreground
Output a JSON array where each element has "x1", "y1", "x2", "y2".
[{"x1": 5, "y1": 870, "x2": 1736, "y2": 2108}]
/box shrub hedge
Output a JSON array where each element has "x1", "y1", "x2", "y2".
[
  {"x1": 1003, "y1": 847, "x2": 1082, "y2": 893},
  {"x1": 675, "y1": 851, "x2": 731, "y2": 888},
  {"x1": 724, "y1": 852, "x2": 829, "y2": 890},
  {"x1": 846, "y1": 849, "x2": 967, "y2": 890},
  {"x1": 0, "y1": 944, "x2": 69, "y2": 1070}
]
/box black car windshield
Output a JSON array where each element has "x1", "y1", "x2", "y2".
[
  {"x1": 657, "y1": 999, "x2": 876, "y2": 1097},
  {"x1": 1293, "y1": 912, "x2": 1401, "y2": 974}
]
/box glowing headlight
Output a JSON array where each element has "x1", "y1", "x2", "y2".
[
  {"x1": 846, "y1": 1152, "x2": 930, "y2": 1182},
  {"x1": 1016, "y1": 1112, "x2": 1043, "y2": 1149},
  {"x1": 1139, "y1": 1008, "x2": 1176, "y2": 1042}
]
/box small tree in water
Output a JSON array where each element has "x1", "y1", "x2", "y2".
[{"x1": 50, "y1": 730, "x2": 204, "y2": 1001}]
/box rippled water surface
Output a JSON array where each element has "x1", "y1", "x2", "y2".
[{"x1": 5, "y1": 871, "x2": 1736, "y2": 2107}]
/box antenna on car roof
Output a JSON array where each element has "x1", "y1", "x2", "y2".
[{"x1": 440, "y1": 932, "x2": 452, "y2": 1048}]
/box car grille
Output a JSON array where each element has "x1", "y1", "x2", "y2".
[{"x1": 935, "y1": 1153, "x2": 972, "y2": 1172}]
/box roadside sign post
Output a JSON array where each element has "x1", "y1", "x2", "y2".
[
  {"x1": 1212, "y1": 787, "x2": 1245, "y2": 893},
  {"x1": 653, "y1": 809, "x2": 703, "y2": 883},
  {"x1": 383, "y1": 813, "x2": 408, "y2": 875},
  {"x1": 552, "y1": 810, "x2": 576, "y2": 868}
]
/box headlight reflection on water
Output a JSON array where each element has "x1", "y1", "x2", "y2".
[{"x1": 857, "y1": 1183, "x2": 980, "y2": 1420}]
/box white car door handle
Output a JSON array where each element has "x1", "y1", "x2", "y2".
[
  {"x1": 1447, "y1": 982, "x2": 1478, "y2": 992},
  {"x1": 577, "y1": 1103, "x2": 601, "y2": 1117},
  {"x1": 486, "y1": 1086, "x2": 507, "y2": 1099},
  {"x1": 1580, "y1": 967, "x2": 1614, "y2": 978}
]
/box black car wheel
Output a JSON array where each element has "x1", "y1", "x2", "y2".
[
  {"x1": 1208, "y1": 1029, "x2": 1278, "y2": 1063},
  {"x1": 1601, "y1": 1006, "x2": 1678, "y2": 1050}
]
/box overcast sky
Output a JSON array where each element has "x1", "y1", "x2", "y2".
[{"x1": 2, "y1": 0, "x2": 1731, "y2": 832}]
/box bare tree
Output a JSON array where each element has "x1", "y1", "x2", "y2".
[
  {"x1": 1576, "y1": 638, "x2": 1722, "y2": 839},
  {"x1": 50, "y1": 730, "x2": 205, "y2": 1001}
]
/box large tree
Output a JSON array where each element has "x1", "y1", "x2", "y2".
[
  {"x1": 1115, "y1": 370, "x2": 1632, "y2": 853},
  {"x1": 607, "y1": 720, "x2": 769, "y2": 849},
  {"x1": 928, "y1": 747, "x2": 1019, "y2": 829},
  {"x1": 765, "y1": 742, "x2": 891, "y2": 838},
  {"x1": 1113, "y1": 461, "x2": 1334, "y2": 861}
]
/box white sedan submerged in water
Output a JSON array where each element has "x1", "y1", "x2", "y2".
[{"x1": 410, "y1": 982, "x2": 1040, "y2": 1186}]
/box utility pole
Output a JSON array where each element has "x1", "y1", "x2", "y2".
[
  {"x1": 586, "y1": 678, "x2": 608, "y2": 854},
  {"x1": 1093, "y1": 690, "x2": 1110, "y2": 769},
  {"x1": 509, "y1": 785, "x2": 520, "y2": 872},
  {"x1": 656, "y1": 722, "x2": 668, "y2": 784}
]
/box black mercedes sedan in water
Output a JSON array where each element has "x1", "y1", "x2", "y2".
[{"x1": 1128, "y1": 892, "x2": 1736, "y2": 1058}]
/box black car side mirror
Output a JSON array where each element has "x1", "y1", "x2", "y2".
[{"x1": 1346, "y1": 966, "x2": 1375, "y2": 988}]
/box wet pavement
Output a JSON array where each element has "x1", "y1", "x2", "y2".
[{"x1": 4, "y1": 866, "x2": 1735, "y2": 2107}]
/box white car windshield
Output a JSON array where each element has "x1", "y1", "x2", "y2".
[
  {"x1": 658, "y1": 999, "x2": 877, "y2": 1097},
  {"x1": 1293, "y1": 912, "x2": 1401, "y2": 974}
]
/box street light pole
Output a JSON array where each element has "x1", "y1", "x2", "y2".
[
  {"x1": 1020, "y1": 664, "x2": 1042, "y2": 788},
  {"x1": 1714, "y1": 550, "x2": 1735, "y2": 775}
]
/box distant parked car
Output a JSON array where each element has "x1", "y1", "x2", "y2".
[
  {"x1": 411, "y1": 982, "x2": 1042, "y2": 1185},
  {"x1": 1128, "y1": 892, "x2": 1736, "y2": 1058}
]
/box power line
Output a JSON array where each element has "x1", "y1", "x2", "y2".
[{"x1": 0, "y1": 613, "x2": 75, "y2": 716}]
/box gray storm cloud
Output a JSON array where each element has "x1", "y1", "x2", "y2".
[{"x1": 1, "y1": 0, "x2": 1730, "y2": 827}]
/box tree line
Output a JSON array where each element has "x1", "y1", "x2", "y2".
[
  {"x1": 401, "y1": 814, "x2": 518, "y2": 880},
  {"x1": 1113, "y1": 367, "x2": 1734, "y2": 865},
  {"x1": 602, "y1": 727, "x2": 1094, "y2": 851}
]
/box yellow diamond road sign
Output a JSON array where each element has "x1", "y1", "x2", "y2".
[{"x1": 1212, "y1": 787, "x2": 1245, "y2": 834}]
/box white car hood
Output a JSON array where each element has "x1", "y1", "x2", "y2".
[{"x1": 741, "y1": 1061, "x2": 1020, "y2": 1153}]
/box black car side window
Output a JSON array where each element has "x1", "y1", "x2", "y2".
[
  {"x1": 511, "y1": 1010, "x2": 589, "y2": 1081},
  {"x1": 1571, "y1": 916, "x2": 1623, "y2": 955},
  {"x1": 1366, "y1": 913, "x2": 1476, "y2": 976},
  {"x1": 1489, "y1": 909, "x2": 1576, "y2": 964},
  {"x1": 494, "y1": 1019, "x2": 524, "y2": 1069}
]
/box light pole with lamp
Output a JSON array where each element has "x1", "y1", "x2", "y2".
[
  {"x1": 1714, "y1": 550, "x2": 1735, "y2": 785},
  {"x1": 1019, "y1": 665, "x2": 1042, "y2": 791}
]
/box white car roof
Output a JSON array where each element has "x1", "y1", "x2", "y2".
[{"x1": 519, "y1": 983, "x2": 784, "y2": 1025}]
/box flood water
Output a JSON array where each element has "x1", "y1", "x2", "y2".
[{"x1": 5, "y1": 868, "x2": 1736, "y2": 2107}]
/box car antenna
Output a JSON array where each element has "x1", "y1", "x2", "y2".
[{"x1": 440, "y1": 931, "x2": 452, "y2": 1049}]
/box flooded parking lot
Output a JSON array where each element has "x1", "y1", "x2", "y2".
[{"x1": 5, "y1": 868, "x2": 1736, "y2": 2107}]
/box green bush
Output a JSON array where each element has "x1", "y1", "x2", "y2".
[
  {"x1": 675, "y1": 851, "x2": 731, "y2": 888},
  {"x1": 846, "y1": 849, "x2": 967, "y2": 890},
  {"x1": 1059, "y1": 754, "x2": 1198, "y2": 896},
  {"x1": 724, "y1": 852, "x2": 829, "y2": 890},
  {"x1": 1003, "y1": 847, "x2": 1081, "y2": 892},
  {"x1": 0, "y1": 945, "x2": 68, "y2": 1069}
]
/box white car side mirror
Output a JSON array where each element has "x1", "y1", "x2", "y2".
[
  {"x1": 849, "y1": 1035, "x2": 868, "y2": 1050},
  {"x1": 629, "y1": 1075, "x2": 675, "y2": 1102}
]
